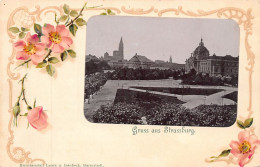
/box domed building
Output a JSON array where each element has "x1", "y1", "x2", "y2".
[
  {"x1": 193, "y1": 38, "x2": 209, "y2": 59},
  {"x1": 185, "y1": 38, "x2": 239, "y2": 76}
]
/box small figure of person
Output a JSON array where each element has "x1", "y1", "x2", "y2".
[{"x1": 141, "y1": 116, "x2": 148, "y2": 125}]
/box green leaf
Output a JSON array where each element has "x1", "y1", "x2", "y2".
[
  {"x1": 46, "y1": 64, "x2": 55, "y2": 77},
  {"x1": 210, "y1": 149, "x2": 231, "y2": 161},
  {"x1": 36, "y1": 61, "x2": 47, "y2": 68},
  {"x1": 218, "y1": 149, "x2": 231, "y2": 158},
  {"x1": 9, "y1": 27, "x2": 20, "y2": 33},
  {"x1": 100, "y1": 12, "x2": 107, "y2": 15},
  {"x1": 59, "y1": 15, "x2": 68, "y2": 22},
  {"x1": 48, "y1": 57, "x2": 60, "y2": 64},
  {"x1": 107, "y1": 9, "x2": 112, "y2": 14},
  {"x1": 109, "y1": 12, "x2": 115, "y2": 15},
  {"x1": 33, "y1": 98, "x2": 36, "y2": 108},
  {"x1": 20, "y1": 113, "x2": 28, "y2": 117},
  {"x1": 70, "y1": 10, "x2": 78, "y2": 17},
  {"x1": 27, "y1": 121, "x2": 30, "y2": 128},
  {"x1": 67, "y1": 49, "x2": 76, "y2": 58},
  {"x1": 63, "y1": 4, "x2": 70, "y2": 14},
  {"x1": 237, "y1": 120, "x2": 245, "y2": 129},
  {"x1": 75, "y1": 18, "x2": 87, "y2": 26},
  {"x1": 34, "y1": 23, "x2": 42, "y2": 35},
  {"x1": 106, "y1": 9, "x2": 115, "y2": 15},
  {"x1": 210, "y1": 156, "x2": 217, "y2": 159},
  {"x1": 60, "y1": 51, "x2": 68, "y2": 61},
  {"x1": 69, "y1": 24, "x2": 78, "y2": 36},
  {"x1": 27, "y1": 105, "x2": 32, "y2": 110},
  {"x1": 244, "y1": 118, "x2": 253, "y2": 128},
  {"x1": 18, "y1": 32, "x2": 26, "y2": 39},
  {"x1": 13, "y1": 105, "x2": 20, "y2": 117},
  {"x1": 21, "y1": 27, "x2": 30, "y2": 32}
]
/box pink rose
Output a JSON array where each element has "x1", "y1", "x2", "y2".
[
  {"x1": 229, "y1": 131, "x2": 260, "y2": 167},
  {"x1": 41, "y1": 24, "x2": 73, "y2": 53},
  {"x1": 13, "y1": 32, "x2": 46, "y2": 65},
  {"x1": 27, "y1": 106, "x2": 48, "y2": 130}
]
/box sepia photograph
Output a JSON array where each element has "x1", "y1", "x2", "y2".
[{"x1": 84, "y1": 16, "x2": 239, "y2": 127}]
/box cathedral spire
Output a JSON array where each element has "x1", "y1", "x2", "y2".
[
  {"x1": 118, "y1": 36, "x2": 124, "y2": 59},
  {"x1": 119, "y1": 36, "x2": 123, "y2": 48},
  {"x1": 120, "y1": 36, "x2": 123, "y2": 43}
]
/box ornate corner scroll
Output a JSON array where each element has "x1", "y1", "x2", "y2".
[
  {"x1": 6, "y1": 4, "x2": 255, "y2": 166},
  {"x1": 6, "y1": 5, "x2": 65, "y2": 164}
]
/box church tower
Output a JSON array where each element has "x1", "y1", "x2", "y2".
[
  {"x1": 169, "y1": 56, "x2": 172, "y2": 63},
  {"x1": 118, "y1": 37, "x2": 124, "y2": 59}
]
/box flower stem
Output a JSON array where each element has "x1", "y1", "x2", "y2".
[
  {"x1": 65, "y1": 15, "x2": 71, "y2": 26},
  {"x1": 19, "y1": 74, "x2": 31, "y2": 108},
  {"x1": 55, "y1": 13, "x2": 59, "y2": 25},
  {"x1": 44, "y1": 49, "x2": 52, "y2": 61},
  {"x1": 65, "y1": 2, "x2": 87, "y2": 27},
  {"x1": 16, "y1": 73, "x2": 27, "y2": 103},
  {"x1": 15, "y1": 59, "x2": 31, "y2": 69}
]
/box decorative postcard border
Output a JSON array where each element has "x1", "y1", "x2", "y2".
[{"x1": 6, "y1": 4, "x2": 255, "y2": 166}]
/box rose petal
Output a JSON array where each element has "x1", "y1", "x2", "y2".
[
  {"x1": 229, "y1": 140, "x2": 240, "y2": 157},
  {"x1": 24, "y1": 32, "x2": 32, "y2": 43},
  {"x1": 42, "y1": 24, "x2": 55, "y2": 36},
  {"x1": 238, "y1": 153, "x2": 250, "y2": 167},
  {"x1": 25, "y1": 32, "x2": 39, "y2": 44},
  {"x1": 16, "y1": 51, "x2": 30, "y2": 60},
  {"x1": 13, "y1": 40, "x2": 26, "y2": 51},
  {"x1": 41, "y1": 35, "x2": 52, "y2": 48},
  {"x1": 52, "y1": 44, "x2": 64, "y2": 53},
  {"x1": 238, "y1": 131, "x2": 250, "y2": 143},
  {"x1": 31, "y1": 54, "x2": 44, "y2": 65},
  {"x1": 248, "y1": 146, "x2": 256, "y2": 159},
  {"x1": 35, "y1": 43, "x2": 46, "y2": 56},
  {"x1": 56, "y1": 25, "x2": 69, "y2": 36},
  {"x1": 249, "y1": 135, "x2": 259, "y2": 145},
  {"x1": 31, "y1": 114, "x2": 48, "y2": 130},
  {"x1": 27, "y1": 106, "x2": 43, "y2": 123},
  {"x1": 59, "y1": 37, "x2": 73, "y2": 50},
  {"x1": 29, "y1": 123, "x2": 38, "y2": 129},
  {"x1": 27, "y1": 106, "x2": 48, "y2": 131}
]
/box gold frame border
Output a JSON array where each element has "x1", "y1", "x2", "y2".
[{"x1": 6, "y1": 5, "x2": 255, "y2": 165}]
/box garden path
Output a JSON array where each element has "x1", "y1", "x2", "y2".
[{"x1": 84, "y1": 80, "x2": 238, "y2": 121}]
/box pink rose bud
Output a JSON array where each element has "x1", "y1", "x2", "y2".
[{"x1": 27, "y1": 106, "x2": 48, "y2": 130}]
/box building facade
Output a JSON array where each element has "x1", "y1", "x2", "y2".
[
  {"x1": 127, "y1": 53, "x2": 153, "y2": 69},
  {"x1": 185, "y1": 39, "x2": 239, "y2": 76}
]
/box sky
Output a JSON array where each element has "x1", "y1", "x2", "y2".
[{"x1": 85, "y1": 16, "x2": 240, "y2": 64}]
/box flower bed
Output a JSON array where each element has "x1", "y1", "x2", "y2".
[
  {"x1": 131, "y1": 87, "x2": 223, "y2": 96},
  {"x1": 84, "y1": 73, "x2": 108, "y2": 99},
  {"x1": 222, "y1": 91, "x2": 238, "y2": 102},
  {"x1": 93, "y1": 88, "x2": 237, "y2": 126},
  {"x1": 114, "y1": 89, "x2": 184, "y2": 107}
]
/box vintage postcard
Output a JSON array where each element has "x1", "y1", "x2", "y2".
[{"x1": 0, "y1": 0, "x2": 260, "y2": 167}]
